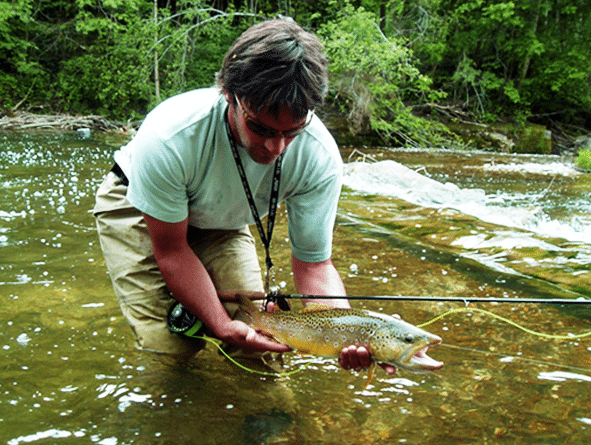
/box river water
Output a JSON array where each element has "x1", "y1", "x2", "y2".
[{"x1": 1, "y1": 131, "x2": 590, "y2": 444}]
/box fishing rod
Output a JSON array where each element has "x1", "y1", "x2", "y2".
[{"x1": 267, "y1": 293, "x2": 591, "y2": 306}]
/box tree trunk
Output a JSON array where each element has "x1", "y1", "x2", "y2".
[
  {"x1": 519, "y1": 0, "x2": 541, "y2": 85},
  {"x1": 154, "y1": 0, "x2": 161, "y2": 101}
]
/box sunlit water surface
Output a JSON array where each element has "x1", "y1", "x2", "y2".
[{"x1": 1, "y1": 132, "x2": 590, "y2": 444}]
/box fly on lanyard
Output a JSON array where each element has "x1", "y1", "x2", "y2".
[{"x1": 225, "y1": 109, "x2": 285, "y2": 304}]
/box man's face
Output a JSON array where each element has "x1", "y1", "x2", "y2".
[{"x1": 227, "y1": 95, "x2": 312, "y2": 164}]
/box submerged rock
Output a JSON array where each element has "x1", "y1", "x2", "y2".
[{"x1": 242, "y1": 409, "x2": 294, "y2": 445}]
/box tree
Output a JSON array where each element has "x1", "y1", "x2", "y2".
[
  {"x1": 395, "y1": 0, "x2": 591, "y2": 126},
  {"x1": 0, "y1": 0, "x2": 45, "y2": 110},
  {"x1": 1, "y1": 0, "x2": 589, "y2": 138},
  {"x1": 318, "y1": 4, "x2": 451, "y2": 147}
]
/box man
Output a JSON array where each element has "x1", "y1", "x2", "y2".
[{"x1": 94, "y1": 18, "x2": 394, "y2": 375}]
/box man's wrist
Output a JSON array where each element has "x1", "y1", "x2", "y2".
[{"x1": 210, "y1": 318, "x2": 237, "y2": 341}]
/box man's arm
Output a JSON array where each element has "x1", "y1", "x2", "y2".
[
  {"x1": 291, "y1": 254, "x2": 349, "y2": 308},
  {"x1": 291, "y1": 254, "x2": 396, "y2": 374},
  {"x1": 143, "y1": 213, "x2": 290, "y2": 353}
]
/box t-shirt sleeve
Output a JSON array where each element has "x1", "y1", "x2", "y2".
[
  {"x1": 125, "y1": 131, "x2": 190, "y2": 223},
  {"x1": 286, "y1": 172, "x2": 342, "y2": 263}
]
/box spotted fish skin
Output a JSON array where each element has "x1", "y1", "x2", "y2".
[{"x1": 239, "y1": 297, "x2": 443, "y2": 372}]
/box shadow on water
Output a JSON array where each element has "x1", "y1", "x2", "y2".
[{"x1": 2, "y1": 132, "x2": 591, "y2": 444}]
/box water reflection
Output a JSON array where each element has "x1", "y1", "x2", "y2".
[{"x1": 1, "y1": 132, "x2": 590, "y2": 444}]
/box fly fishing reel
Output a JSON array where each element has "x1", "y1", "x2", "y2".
[{"x1": 166, "y1": 302, "x2": 204, "y2": 338}]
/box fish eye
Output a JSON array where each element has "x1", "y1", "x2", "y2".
[{"x1": 403, "y1": 336, "x2": 415, "y2": 344}]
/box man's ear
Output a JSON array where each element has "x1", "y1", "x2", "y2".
[{"x1": 222, "y1": 90, "x2": 232, "y2": 104}]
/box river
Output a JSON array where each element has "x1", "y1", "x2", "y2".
[{"x1": 1, "y1": 131, "x2": 590, "y2": 444}]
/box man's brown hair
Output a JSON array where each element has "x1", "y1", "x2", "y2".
[{"x1": 216, "y1": 17, "x2": 328, "y2": 119}]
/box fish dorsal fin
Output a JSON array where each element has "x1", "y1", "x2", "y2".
[{"x1": 301, "y1": 303, "x2": 335, "y2": 313}]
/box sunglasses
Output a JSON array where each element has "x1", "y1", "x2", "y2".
[{"x1": 235, "y1": 95, "x2": 314, "y2": 139}]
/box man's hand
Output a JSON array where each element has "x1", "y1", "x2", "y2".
[
  {"x1": 263, "y1": 299, "x2": 290, "y2": 313},
  {"x1": 339, "y1": 345, "x2": 396, "y2": 375},
  {"x1": 339, "y1": 313, "x2": 400, "y2": 375},
  {"x1": 215, "y1": 319, "x2": 291, "y2": 354}
]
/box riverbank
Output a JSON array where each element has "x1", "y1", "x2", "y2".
[
  {"x1": 0, "y1": 111, "x2": 140, "y2": 134},
  {"x1": 1, "y1": 109, "x2": 588, "y2": 156}
]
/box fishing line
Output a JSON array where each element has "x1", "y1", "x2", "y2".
[
  {"x1": 195, "y1": 335, "x2": 303, "y2": 378},
  {"x1": 417, "y1": 307, "x2": 591, "y2": 340},
  {"x1": 440, "y1": 344, "x2": 591, "y2": 375}
]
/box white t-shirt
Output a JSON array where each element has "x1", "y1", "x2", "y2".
[{"x1": 114, "y1": 88, "x2": 343, "y2": 263}]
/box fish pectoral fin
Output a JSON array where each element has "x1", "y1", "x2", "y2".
[
  {"x1": 301, "y1": 303, "x2": 336, "y2": 313},
  {"x1": 361, "y1": 360, "x2": 377, "y2": 392}
]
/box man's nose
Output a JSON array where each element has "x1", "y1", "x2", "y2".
[{"x1": 264, "y1": 136, "x2": 287, "y2": 155}]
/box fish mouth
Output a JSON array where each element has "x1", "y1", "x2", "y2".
[
  {"x1": 399, "y1": 338, "x2": 444, "y2": 372},
  {"x1": 408, "y1": 344, "x2": 444, "y2": 371}
]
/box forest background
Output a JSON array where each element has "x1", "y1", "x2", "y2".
[{"x1": 1, "y1": 0, "x2": 591, "y2": 154}]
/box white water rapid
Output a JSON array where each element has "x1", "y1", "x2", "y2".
[{"x1": 343, "y1": 160, "x2": 591, "y2": 245}]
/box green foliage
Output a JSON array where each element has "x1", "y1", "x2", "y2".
[
  {"x1": 407, "y1": 0, "x2": 591, "y2": 125},
  {"x1": 319, "y1": 4, "x2": 451, "y2": 147},
  {"x1": 53, "y1": 0, "x2": 152, "y2": 118},
  {"x1": 576, "y1": 149, "x2": 591, "y2": 171},
  {"x1": 0, "y1": 0, "x2": 35, "y2": 108},
  {"x1": 0, "y1": 0, "x2": 247, "y2": 118},
  {"x1": 151, "y1": 7, "x2": 243, "y2": 102},
  {"x1": 0, "y1": 0, "x2": 590, "y2": 146},
  {"x1": 513, "y1": 125, "x2": 552, "y2": 154},
  {"x1": 384, "y1": 0, "x2": 449, "y2": 68},
  {"x1": 56, "y1": 29, "x2": 153, "y2": 119}
]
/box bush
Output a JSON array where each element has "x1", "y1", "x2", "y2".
[
  {"x1": 318, "y1": 4, "x2": 453, "y2": 148},
  {"x1": 513, "y1": 125, "x2": 552, "y2": 154},
  {"x1": 576, "y1": 149, "x2": 591, "y2": 171}
]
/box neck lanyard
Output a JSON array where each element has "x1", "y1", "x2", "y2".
[{"x1": 225, "y1": 110, "x2": 283, "y2": 293}]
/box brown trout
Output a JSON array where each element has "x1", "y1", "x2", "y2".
[{"x1": 239, "y1": 297, "x2": 443, "y2": 389}]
